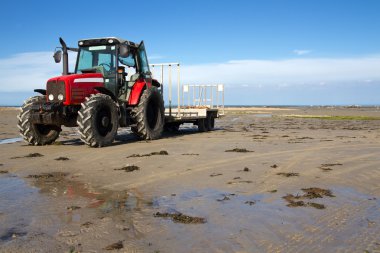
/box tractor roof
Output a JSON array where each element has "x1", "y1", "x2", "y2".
[{"x1": 78, "y1": 37, "x2": 139, "y2": 48}]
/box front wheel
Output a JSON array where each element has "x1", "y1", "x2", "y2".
[
  {"x1": 131, "y1": 87, "x2": 165, "y2": 140},
  {"x1": 77, "y1": 94, "x2": 119, "y2": 147},
  {"x1": 17, "y1": 96, "x2": 61, "y2": 145}
]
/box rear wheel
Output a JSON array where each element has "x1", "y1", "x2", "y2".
[
  {"x1": 17, "y1": 96, "x2": 61, "y2": 145},
  {"x1": 206, "y1": 113, "x2": 215, "y2": 131},
  {"x1": 77, "y1": 94, "x2": 119, "y2": 147},
  {"x1": 197, "y1": 118, "x2": 207, "y2": 132},
  {"x1": 131, "y1": 87, "x2": 165, "y2": 140}
]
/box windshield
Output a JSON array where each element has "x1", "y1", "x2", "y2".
[{"x1": 75, "y1": 45, "x2": 116, "y2": 76}]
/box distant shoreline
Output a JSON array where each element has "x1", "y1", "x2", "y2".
[{"x1": 1, "y1": 105, "x2": 379, "y2": 110}]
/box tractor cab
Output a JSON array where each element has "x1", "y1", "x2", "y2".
[{"x1": 74, "y1": 38, "x2": 151, "y2": 99}]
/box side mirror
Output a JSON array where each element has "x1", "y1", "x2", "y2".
[
  {"x1": 119, "y1": 44, "x2": 129, "y2": 58},
  {"x1": 53, "y1": 50, "x2": 62, "y2": 63}
]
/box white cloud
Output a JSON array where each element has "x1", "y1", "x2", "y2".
[
  {"x1": 0, "y1": 51, "x2": 76, "y2": 92},
  {"x1": 180, "y1": 56, "x2": 380, "y2": 87},
  {"x1": 148, "y1": 54, "x2": 165, "y2": 61},
  {"x1": 293, "y1": 49, "x2": 312, "y2": 56},
  {"x1": 1, "y1": 51, "x2": 380, "y2": 93}
]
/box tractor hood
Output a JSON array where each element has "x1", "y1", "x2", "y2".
[
  {"x1": 47, "y1": 73, "x2": 104, "y2": 83},
  {"x1": 46, "y1": 73, "x2": 104, "y2": 105}
]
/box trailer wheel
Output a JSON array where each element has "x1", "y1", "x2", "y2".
[
  {"x1": 206, "y1": 113, "x2": 215, "y2": 131},
  {"x1": 131, "y1": 87, "x2": 165, "y2": 140},
  {"x1": 197, "y1": 118, "x2": 207, "y2": 132},
  {"x1": 77, "y1": 94, "x2": 119, "y2": 147},
  {"x1": 17, "y1": 96, "x2": 61, "y2": 145}
]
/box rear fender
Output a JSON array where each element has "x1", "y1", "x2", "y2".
[
  {"x1": 152, "y1": 79, "x2": 161, "y2": 87},
  {"x1": 128, "y1": 79, "x2": 147, "y2": 105}
]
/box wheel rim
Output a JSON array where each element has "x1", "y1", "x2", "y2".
[
  {"x1": 146, "y1": 98, "x2": 159, "y2": 130},
  {"x1": 96, "y1": 105, "x2": 112, "y2": 136}
]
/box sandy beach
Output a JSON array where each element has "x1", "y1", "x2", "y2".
[{"x1": 0, "y1": 106, "x2": 379, "y2": 252}]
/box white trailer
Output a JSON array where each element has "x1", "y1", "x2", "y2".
[{"x1": 150, "y1": 63, "x2": 224, "y2": 132}]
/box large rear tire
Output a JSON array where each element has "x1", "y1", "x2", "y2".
[
  {"x1": 17, "y1": 96, "x2": 61, "y2": 145},
  {"x1": 77, "y1": 94, "x2": 119, "y2": 147},
  {"x1": 131, "y1": 87, "x2": 165, "y2": 140}
]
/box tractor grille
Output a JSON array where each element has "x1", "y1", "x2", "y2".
[{"x1": 46, "y1": 81, "x2": 66, "y2": 102}]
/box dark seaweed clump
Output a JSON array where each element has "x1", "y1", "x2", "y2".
[
  {"x1": 276, "y1": 172, "x2": 299, "y2": 177},
  {"x1": 127, "y1": 150, "x2": 168, "y2": 158},
  {"x1": 104, "y1": 241, "x2": 123, "y2": 250},
  {"x1": 27, "y1": 173, "x2": 54, "y2": 179},
  {"x1": 319, "y1": 163, "x2": 342, "y2": 172},
  {"x1": 283, "y1": 187, "x2": 335, "y2": 209},
  {"x1": 115, "y1": 165, "x2": 140, "y2": 172},
  {"x1": 55, "y1": 157, "x2": 69, "y2": 161},
  {"x1": 11, "y1": 153, "x2": 44, "y2": 159},
  {"x1": 225, "y1": 148, "x2": 253, "y2": 153},
  {"x1": 154, "y1": 212, "x2": 206, "y2": 224}
]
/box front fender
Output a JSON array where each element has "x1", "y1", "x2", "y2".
[{"x1": 94, "y1": 87, "x2": 117, "y2": 101}]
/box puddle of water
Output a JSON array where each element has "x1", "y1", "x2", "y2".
[
  {"x1": 29, "y1": 172, "x2": 143, "y2": 216},
  {"x1": 253, "y1": 113, "x2": 272, "y2": 118},
  {"x1": 0, "y1": 137, "x2": 23, "y2": 145},
  {"x1": 0, "y1": 174, "x2": 41, "y2": 242},
  {"x1": 1, "y1": 171, "x2": 379, "y2": 252},
  {"x1": 148, "y1": 187, "x2": 380, "y2": 252},
  {"x1": 0, "y1": 172, "x2": 150, "y2": 251}
]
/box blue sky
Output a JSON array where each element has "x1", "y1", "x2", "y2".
[{"x1": 0, "y1": 0, "x2": 379, "y2": 105}]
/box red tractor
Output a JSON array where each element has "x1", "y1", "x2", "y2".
[{"x1": 18, "y1": 37, "x2": 165, "y2": 147}]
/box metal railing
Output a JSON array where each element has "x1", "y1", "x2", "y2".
[
  {"x1": 182, "y1": 84, "x2": 224, "y2": 110},
  {"x1": 149, "y1": 63, "x2": 224, "y2": 117}
]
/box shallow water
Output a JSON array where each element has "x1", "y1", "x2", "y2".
[
  {"x1": 0, "y1": 175, "x2": 40, "y2": 242},
  {"x1": 253, "y1": 113, "x2": 272, "y2": 118},
  {"x1": 147, "y1": 187, "x2": 380, "y2": 252},
  {"x1": 1, "y1": 172, "x2": 379, "y2": 252},
  {"x1": 0, "y1": 172, "x2": 148, "y2": 251},
  {"x1": 0, "y1": 137, "x2": 23, "y2": 145}
]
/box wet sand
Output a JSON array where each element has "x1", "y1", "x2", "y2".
[{"x1": 0, "y1": 106, "x2": 380, "y2": 252}]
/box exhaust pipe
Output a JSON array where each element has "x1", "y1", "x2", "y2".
[{"x1": 59, "y1": 37, "x2": 69, "y2": 76}]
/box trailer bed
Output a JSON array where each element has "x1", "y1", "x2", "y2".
[{"x1": 164, "y1": 108, "x2": 220, "y2": 123}]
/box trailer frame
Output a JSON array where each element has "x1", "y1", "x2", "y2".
[{"x1": 149, "y1": 63, "x2": 224, "y2": 129}]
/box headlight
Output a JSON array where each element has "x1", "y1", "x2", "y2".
[
  {"x1": 58, "y1": 94, "x2": 64, "y2": 101},
  {"x1": 48, "y1": 94, "x2": 54, "y2": 101}
]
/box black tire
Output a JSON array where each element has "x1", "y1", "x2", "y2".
[
  {"x1": 17, "y1": 96, "x2": 61, "y2": 145},
  {"x1": 131, "y1": 87, "x2": 165, "y2": 140},
  {"x1": 197, "y1": 118, "x2": 207, "y2": 132},
  {"x1": 206, "y1": 114, "x2": 215, "y2": 131},
  {"x1": 77, "y1": 94, "x2": 119, "y2": 147}
]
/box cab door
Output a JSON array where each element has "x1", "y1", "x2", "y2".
[{"x1": 137, "y1": 41, "x2": 152, "y2": 85}]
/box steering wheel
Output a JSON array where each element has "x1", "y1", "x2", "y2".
[{"x1": 99, "y1": 63, "x2": 111, "y2": 72}]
